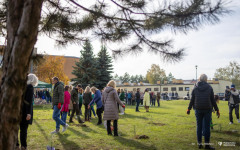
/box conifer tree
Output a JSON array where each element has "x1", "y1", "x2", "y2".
[
  {"x1": 72, "y1": 40, "x2": 97, "y2": 88},
  {"x1": 96, "y1": 45, "x2": 113, "y2": 89}
]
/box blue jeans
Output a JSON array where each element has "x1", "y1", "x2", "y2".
[
  {"x1": 61, "y1": 111, "x2": 68, "y2": 123},
  {"x1": 195, "y1": 109, "x2": 212, "y2": 144},
  {"x1": 90, "y1": 106, "x2": 96, "y2": 117},
  {"x1": 136, "y1": 99, "x2": 140, "y2": 111},
  {"x1": 53, "y1": 105, "x2": 66, "y2": 130}
]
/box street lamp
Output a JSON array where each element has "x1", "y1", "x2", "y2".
[{"x1": 195, "y1": 65, "x2": 198, "y2": 81}]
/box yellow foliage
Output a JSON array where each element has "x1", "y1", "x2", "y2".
[{"x1": 36, "y1": 55, "x2": 69, "y2": 85}]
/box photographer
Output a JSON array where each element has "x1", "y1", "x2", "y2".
[{"x1": 228, "y1": 84, "x2": 240, "y2": 124}]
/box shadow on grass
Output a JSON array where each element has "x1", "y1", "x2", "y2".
[
  {"x1": 57, "y1": 133, "x2": 81, "y2": 150},
  {"x1": 34, "y1": 120, "x2": 49, "y2": 141},
  {"x1": 114, "y1": 136, "x2": 157, "y2": 150},
  {"x1": 212, "y1": 130, "x2": 240, "y2": 138},
  {"x1": 68, "y1": 127, "x2": 90, "y2": 139},
  {"x1": 120, "y1": 113, "x2": 149, "y2": 120}
]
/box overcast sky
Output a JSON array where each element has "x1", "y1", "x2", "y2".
[{"x1": 32, "y1": 0, "x2": 240, "y2": 80}]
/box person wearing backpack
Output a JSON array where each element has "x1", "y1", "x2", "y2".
[{"x1": 228, "y1": 84, "x2": 240, "y2": 124}]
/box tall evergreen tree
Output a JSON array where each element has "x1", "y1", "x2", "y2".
[
  {"x1": 72, "y1": 40, "x2": 97, "y2": 88},
  {"x1": 96, "y1": 45, "x2": 113, "y2": 89}
]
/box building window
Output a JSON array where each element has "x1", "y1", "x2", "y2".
[
  {"x1": 163, "y1": 88, "x2": 168, "y2": 91},
  {"x1": 185, "y1": 87, "x2": 190, "y2": 91},
  {"x1": 154, "y1": 88, "x2": 159, "y2": 91},
  {"x1": 171, "y1": 87, "x2": 176, "y2": 91},
  {"x1": 179, "y1": 87, "x2": 183, "y2": 91},
  {"x1": 148, "y1": 88, "x2": 151, "y2": 91}
]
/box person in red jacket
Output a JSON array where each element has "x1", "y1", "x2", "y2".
[{"x1": 61, "y1": 86, "x2": 71, "y2": 123}]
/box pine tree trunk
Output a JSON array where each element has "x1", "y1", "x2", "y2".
[{"x1": 0, "y1": 0, "x2": 43, "y2": 149}]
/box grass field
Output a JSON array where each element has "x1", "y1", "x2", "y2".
[{"x1": 27, "y1": 100, "x2": 240, "y2": 150}]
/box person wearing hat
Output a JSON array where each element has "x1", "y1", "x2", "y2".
[{"x1": 228, "y1": 84, "x2": 240, "y2": 124}]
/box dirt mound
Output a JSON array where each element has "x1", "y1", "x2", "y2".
[{"x1": 135, "y1": 135, "x2": 149, "y2": 139}]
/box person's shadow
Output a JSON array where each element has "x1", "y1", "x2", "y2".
[{"x1": 114, "y1": 136, "x2": 157, "y2": 150}]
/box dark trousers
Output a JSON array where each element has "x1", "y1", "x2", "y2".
[
  {"x1": 157, "y1": 99, "x2": 160, "y2": 107},
  {"x1": 16, "y1": 121, "x2": 29, "y2": 148},
  {"x1": 70, "y1": 104, "x2": 80, "y2": 121},
  {"x1": 107, "y1": 120, "x2": 118, "y2": 136},
  {"x1": 96, "y1": 107, "x2": 103, "y2": 124},
  {"x1": 84, "y1": 104, "x2": 90, "y2": 120},
  {"x1": 195, "y1": 109, "x2": 212, "y2": 144},
  {"x1": 79, "y1": 103, "x2": 82, "y2": 115},
  {"x1": 136, "y1": 99, "x2": 140, "y2": 111},
  {"x1": 229, "y1": 104, "x2": 239, "y2": 123},
  {"x1": 152, "y1": 99, "x2": 156, "y2": 106}
]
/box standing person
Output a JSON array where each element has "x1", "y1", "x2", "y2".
[
  {"x1": 152, "y1": 93, "x2": 156, "y2": 106},
  {"x1": 83, "y1": 86, "x2": 92, "y2": 121},
  {"x1": 127, "y1": 92, "x2": 132, "y2": 105},
  {"x1": 16, "y1": 74, "x2": 38, "y2": 150},
  {"x1": 150, "y1": 92, "x2": 153, "y2": 106},
  {"x1": 89, "y1": 87, "x2": 103, "y2": 125},
  {"x1": 61, "y1": 86, "x2": 70, "y2": 123},
  {"x1": 135, "y1": 89, "x2": 141, "y2": 112},
  {"x1": 51, "y1": 77, "x2": 69, "y2": 134},
  {"x1": 68, "y1": 85, "x2": 73, "y2": 116},
  {"x1": 143, "y1": 89, "x2": 150, "y2": 112},
  {"x1": 46, "y1": 89, "x2": 50, "y2": 103},
  {"x1": 228, "y1": 84, "x2": 240, "y2": 124},
  {"x1": 102, "y1": 80, "x2": 125, "y2": 136},
  {"x1": 225, "y1": 86, "x2": 231, "y2": 104},
  {"x1": 140, "y1": 92, "x2": 144, "y2": 105},
  {"x1": 157, "y1": 92, "x2": 161, "y2": 107},
  {"x1": 175, "y1": 92, "x2": 179, "y2": 100},
  {"x1": 187, "y1": 91, "x2": 190, "y2": 100},
  {"x1": 119, "y1": 89, "x2": 126, "y2": 115},
  {"x1": 69, "y1": 84, "x2": 84, "y2": 123},
  {"x1": 78, "y1": 88, "x2": 83, "y2": 115},
  {"x1": 125, "y1": 92, "x2": 128, "y2": 105},
  {"x1": 187, "y1": 74, "x2": 220, "y2": 149}
]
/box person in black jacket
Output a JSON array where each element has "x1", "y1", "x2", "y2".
[
  {"x1": 83, "y1": 86, "x2": 92, "y2": 121},
  {"x1": 135, "y1": 88, "x2": 141, "y2": 112},
  {"x1": 187, "y1": 74, "x2": 220, "y2": 150},
  {"x1": 16, "y1": 74, "x2": 38, "y2": 150}
]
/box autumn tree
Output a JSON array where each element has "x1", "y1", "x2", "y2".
[
  {"x1": 146, "y1": 64, "x2": 167, "y2": 84},
  {"x1": 214, "y1": 61, "x2": 240, "y2": 88},
  {"x1": 36, "y1": 55, "x2": 69, "y2": 85},
  {"x1": 0, "y1": 0, "x2": 230, "y2": 148}
]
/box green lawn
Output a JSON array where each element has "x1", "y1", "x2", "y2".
[{"x1": 27, "y1": 100, "x2": 240, "y2": 150}]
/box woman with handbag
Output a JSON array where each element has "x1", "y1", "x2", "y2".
[{"x1": 102, "y1": 80, "x2": 125, "y2": 136}]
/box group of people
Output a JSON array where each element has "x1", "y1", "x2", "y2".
[
  {"x1": 16, "y1": 73, "x2": 239, "y2": 150},
  {"x1": 187, "y1": 74, "x2": 239, "y2": 150},
  {"x1": 35, "y1": 89, "x2": 51, "y2": 103},
  {"x1": 50, "y1": 78, "x2": 126, "y2": 138}
]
